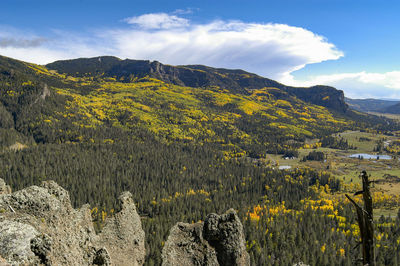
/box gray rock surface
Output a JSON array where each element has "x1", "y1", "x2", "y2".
[
  {"x1": 93, "y1": 247, "x2": 111, "y2": 265},
  {"x1": 0, "y1": 179, "x2": 11, "y2": 195},
  {"x1": 0, "y1": 180, "x2": 145, "y2": 266},
  {"x1": 203, "y1": 209, "x2": 250, "y2": 266},
  {"x1": 30, "y1": 233, "x2": 52, "y2": 265},
  {"x1": 98, "y1": 192, "x2": 146, "y2": 266},
  {"x1": 0, "y1": 221, "x2": 40, "y2": 265},
  {"x1": 162, "y1": 209, "x2": 250, "y2": 266},
  {"x1": 293, "y1": 263, "x2": 310, "y2": 266},
  {"x1": 162, "y1": 222, "x2": 218, "y2": 266}
]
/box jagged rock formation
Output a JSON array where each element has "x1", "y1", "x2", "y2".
[
  {"x1": 203, "y1": 210, "x2": 250, "y2": 265},
  {"x1": 0, "y1": 179, "x2": 145, "y2": 265},
  {"x1": 162, "y1": 222, "x2": 219, "y2": 266},
  {"x1": 98, "y1": 192, "x2": 145, "y2": 266},
  {"x1": 0, "y1": 179, "x2": 249, "y2": 265},
  {"x1": 162, "y1": 209, "x2": 250, "y2": 266}
]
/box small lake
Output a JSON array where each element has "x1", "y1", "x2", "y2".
[
  {"x1": 348, "y1": 153, "x2": 392, "y2": 160},
  {"x1": 279, "y1": 165, "x2": 292, "y2": 170}
]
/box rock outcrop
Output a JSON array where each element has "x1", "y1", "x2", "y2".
[
  {"x1": 162, "y1": 209, "x2": 250, "y2": 266},
  {"x1": 98, "y1": 192, "x2": 145, "y2": 266},
  {"x1": 162, "y1": 222, "x2": 219, "y2": 266},
  {"x1": 0, "y1": 179, "x2": 249, "y2": 265},
  {"x1": 203, "y1": 209, "x2": 250, "y2": 266},
  {"x1": 0, "y1": 179, "x2": 145, "y2": 265},
  {"x1": 0, "y1": 179, "x2": 11, "y2": 195}
]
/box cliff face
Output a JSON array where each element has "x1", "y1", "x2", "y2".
[
  {"x1": 286, "y1": 85, "x2": 348, "y2": 113},
  {"x1": 0, "y1": 179, "x2": 145, "y2": 266}
]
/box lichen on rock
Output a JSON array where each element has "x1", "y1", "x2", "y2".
[{"x1": 0, "y1": 220, "x2": 40, "y2": 265}]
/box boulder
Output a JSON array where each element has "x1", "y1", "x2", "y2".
[{"x1": 0, "y1": 221, "x2": 40, "y2": 265}]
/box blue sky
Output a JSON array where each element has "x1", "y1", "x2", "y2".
[{"x1": 1, "y1": 0, "x2": 400, "y2": 98}]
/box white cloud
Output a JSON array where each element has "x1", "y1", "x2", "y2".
[
  {"x1": 0, "y1": 27, "x2": 113, "y2": 64},
  {"x1": 0, "y1": 13, "x2": 342, "y2": 80},
  {"x1": 107, "y1": 16, "x2": 343, "y2": 81},
  {"x1": 286, "y1": 71, "x2": 400, "y2": 99},
  {"x1": 172, "y1": 8, "x2": 198, "y2": 15},
  {"x1": 125, "y1": 13, "x2": 189, "y2": 29},
  {"x1": 7, "y1": 13, "x2": 400, "y2": 99}
]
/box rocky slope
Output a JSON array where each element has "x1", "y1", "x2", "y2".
[{"x1": 0, "y1": 180, "x2": 249, "y2": 266}]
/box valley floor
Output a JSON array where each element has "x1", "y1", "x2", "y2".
[{"x1": 265, "y1": 130, "x2": 400, "y2": 217}]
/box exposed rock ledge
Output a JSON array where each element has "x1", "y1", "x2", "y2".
[
  {"x1": 162, "y1": 209, "x2": 250, "y2": 266},
  {"x1": 0, "y1": 179, "x2": 145, "y2": 265},
  {"x1": 0, "y1": 179, "x2": 249, "y2": 266}
]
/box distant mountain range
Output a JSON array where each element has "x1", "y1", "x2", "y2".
[
  {"x1": 345, "y1": 97, "x2": 400, "y2": 113},
  {"x1": 379, "y1": 102, "x2": 400, "y2": 114}
]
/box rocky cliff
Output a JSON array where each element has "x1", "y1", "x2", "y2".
[
  {"x1": 0, "y1": 180, "x2": 249, "y2": 266},
  {"x1": 0, "y1": 179, "x2": 145, "y2": 265}
]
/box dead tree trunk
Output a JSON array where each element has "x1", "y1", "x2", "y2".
[{"x1": 345, "y1": 170, "x2": 375, "y2": 266}]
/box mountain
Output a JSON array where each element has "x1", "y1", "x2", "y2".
[
  {"x1": 0, "y1": 55, "x2": 395, "y2": 158},
  {"x1": 47, "y1": 56, "x2": 349, "y2": 113},
  {"x1": 345, "y1": 97, "x2": 400, "y2": 113},
  {"x1": 378, "y1": 102, "x2": 400, "y2": 114}
]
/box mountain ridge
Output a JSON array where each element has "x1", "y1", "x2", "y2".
[
  {"x1": 379, "y1": 102, "x2": 400, "y2": 114},
  {"x1": 345, "y1": 97, "x2": 400, "y2": 113},
  {"x1": 46, "y1": 56, "x2": 348, "y2": 113},
  {"x1": 0, "y1": 54, "x2": 395, "y2": 159}
]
